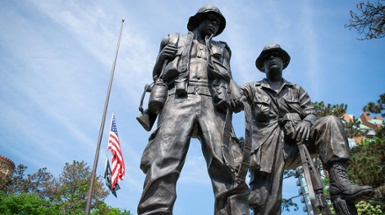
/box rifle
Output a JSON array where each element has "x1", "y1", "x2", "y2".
[{"x1": 297, "y1": 141, "x2": 332, "y2": 215}]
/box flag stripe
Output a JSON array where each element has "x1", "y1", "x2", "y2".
[{"x1": 107, "y1": 114, "x2": 125, "y2": 190}]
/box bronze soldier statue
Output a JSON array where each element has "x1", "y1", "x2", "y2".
[
  {"x1": 239, "y1": 44, "x2": 374, "y2": 215},
  {"x1": 137, "y1": 5, "x2": 249, "y2": 215}
]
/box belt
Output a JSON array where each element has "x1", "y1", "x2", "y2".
[{"x1": 168, "y1": 85, "x2": 213, "y2": 96}]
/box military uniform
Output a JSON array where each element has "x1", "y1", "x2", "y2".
[
  {"x1": 137, "y1": 5, "x2": 249, "y2": 215},
  {"x1": 242, "y1": 79, "x2": 350, "y2": 214},
  {"x1": 243, "y1": 44, "x2": 373, "y2": 215}
]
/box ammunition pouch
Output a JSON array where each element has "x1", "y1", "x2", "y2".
[
  {"x1": 174, "y1": 79, "x2": 187, "y2": 95},
  {"x1": 207, "y1": 41, "x2": 231, "y2": 82}
]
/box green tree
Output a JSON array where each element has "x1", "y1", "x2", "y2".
[
  {"x1": 313, "y1": 101, "x2": 347, "y2": 118},
  {"x1": 3, "y1": 160, "x2": 126, "y2": 214},
  {"x1": 281, "y1": 197, "x2": 299, "y2": 212},
  {"x1": 312, "y1": 101, "x2": 369, "y2": 138},
  {"x1": 349, "y1": 138, "x2": 385, "y2": 187},
  {"x1": 346, "y1": 1, "x2": 385, "y2": 40},
  {"x1": 356, "y1": 200, "x2": 384, "y2": 214},
  {"x1": 91, "y1": 202, "x2": 133, "y2": 215},
  {"x1": 6, "y1": 164, "x2": 29, "y2": 194},
  {"x1": 328, "y1": 200, "x2": 384, "y2": 215},
  {"x1": 0, "y1": 191, "x2": 61, "y2": 215},
  {"x1": 5, "y1": 164, "x2": 60, "y2": 201},
  {"x1": 363, "y1": 93, "x2": 385, "y2": 138},
  {"x1": 344, "y1": 115, "x2": 368, "y2": 139},
  {"x1": 363, "y1": 93, "x2": 385, "y2": 116},
  {"x1": 27, "y1": 167, "x2": 58, "y2": 200},
  {"x1": 346, "y1": 93, "x2": 385, "y2": 211},
  {"x1": 58, "y1": 160, "x2": 109, "y2": 214}
]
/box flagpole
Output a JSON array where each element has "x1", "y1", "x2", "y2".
[{"x1": 85, "y1": 18, "x2": 125, "y2": 215}]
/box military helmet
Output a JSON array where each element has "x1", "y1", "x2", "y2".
[
  {"x1": 255, "y1": 43, "x2": 291, "y2": 72},
  {"x1": 187, "y1": 4, "x2": 226, "y2": 36}
]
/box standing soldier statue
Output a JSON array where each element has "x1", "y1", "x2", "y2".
[{"x1": 137, "y1": 5, "x2": 250, "y2": 215}]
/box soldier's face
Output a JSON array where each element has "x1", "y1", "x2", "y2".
[
  {"x1": 198, "y1": 13, "x2": 221, "y2": 36},
  {"x1": 263, "y1": 52, "x2": 284, "y2": 72}
]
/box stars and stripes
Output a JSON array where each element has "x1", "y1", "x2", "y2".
[{"x1": 104, "y1": 113, "x2": 125, "y2": 197}]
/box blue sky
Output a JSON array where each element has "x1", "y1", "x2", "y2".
[{"x1": 1, "y1": 1, "x2": 384, "y2": 214}]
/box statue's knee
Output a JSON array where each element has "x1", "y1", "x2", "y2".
[{"x1": 320, "y1": 115, "x2": 344, "y2": 127}]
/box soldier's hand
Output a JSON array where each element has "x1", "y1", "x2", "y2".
[
  {"x1": 294, "y1": 120, "x2": 311, "y2": 142},
  {"x1": 160, "y1": 44, "x2": 177, "y2": 61},
  {"x1": 229, "y1": 96, "x2": 246, "y2": 113}
]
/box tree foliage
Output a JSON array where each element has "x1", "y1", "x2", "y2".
[
  {"x1": 363, "y1": 93, "x2": 385, "y2": 116},
  {"x1": 5, "y1": 164, "x2": 58, "y2": 200},
  {"x1": 347, "y1": 93, "x2": 385, "y2": 211},
  {"x1": 312, "y1": 101, "x2": 371, "y2": 139},
  {"x1": 0, "y1": 191, "x2": 61, "y2": 215},
  {"x1": 91, "y1": 202, "x2": 133, "y2": 215},
  {"x1": 349, "y1": 138, "x2": 385, "y2": 188},
  {"x1": 344, "y1": 115, "x2": 368, "y2": 139},
  {"x1": 312, "y1": 101, "x2": 347, "y2": 119},
  {"x1": 281, "y1": 196, "x2": 299, "y2": 212},
  {"x1": 346, "y1": 0, "x2": 385, "y2": 40},
  {"x1": 328, "y1": 200, "x2": 384, "y2": 215},
  {"x1": 356, "y1": 200, "x2": 384, "y2": 215},
  {"x1": 363, "y1": 93, "x2": 385, "y2": 139},
  {"x1": 1, "y1": 160, "x2": 130, "y2": 214},
  {"x1": 59, "y1": 161, "x2": 108, "y2": 214}
]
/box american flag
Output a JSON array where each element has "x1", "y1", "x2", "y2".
[{"x1": 106, "y1": 113, "x2": 125, "y2": 194}]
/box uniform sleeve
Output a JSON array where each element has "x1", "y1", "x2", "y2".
[
  {"x1": 240, "y1": 83, "x2": 254, "y2": 104},
  {"x1": 152, "y1": 35, "x2": 170, "y2": 79},
  {"x1": 298, "y1": 86, "x2": 317, "y2": 123}
]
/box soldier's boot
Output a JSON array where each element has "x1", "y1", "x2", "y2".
[{"x1": 328, "y1": 162, "x2": 374, "y2": 201}]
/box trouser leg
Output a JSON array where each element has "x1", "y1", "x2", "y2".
[
  {"x1": 138, "y1": 97, "x2": 196, "y2": 215},
  {"x1": 248, "y1": 149, "x2": 285, "y2": 215},
  {"x1": 310, "y1": 115, "x2": 351, "y2": 166},
  {"x1": 206, "y1": 156, "x2": 250, "y2": 215},
  {"x1": 310, "y1": 115, "x2": 374, "y2": 200},
  {"x1": 199, "y1": 96, "x2": 250, "y2": 215},
  {"x1": 137, "y1": 129, "x2": 191, "y2": 215}
]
